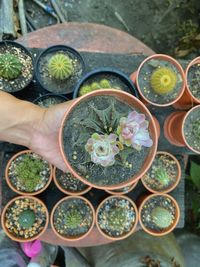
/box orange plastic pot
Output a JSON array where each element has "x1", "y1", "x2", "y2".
[
  {"x1": 50, "y1": 196, "x2": 95, "y2": 242},
  {"x1": 59, "y1": 89, "x2": 158, "y2": 190},
  {"x1": 130, "y1": 54, "x2": 185, "y2": 107},
  {"x1": 96, "y1": 195, "x2": 138, "y2": 241},
  {"x1": 53, "y1": 166, "x2": 92, "y2": 195},
  {"x1": 173, "y1": 56, "x2": 200, "y2": 109},
  {"x1": 5, "y1": 150, "x2": 53, "y2": 196},
  {"x1": 1, "y1": 195, "x2": 49, "y2": 242},
  {"x1": 138, "y1": 193, "x2": 180, "y2": 236},
  {"x1": 141, "y1": 151, "x2": 181, "y2": 194},
  {"x1": 105, "y1": 180, "x2": 139, "y2": 195}
]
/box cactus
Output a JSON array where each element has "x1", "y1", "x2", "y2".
[
  {"x1": 79, "y1": 85, "x2": 92, "y2": 96},
  {"x1": 0, "y1": 53, "x2": 22, "y2": 79},
  {"x1": 64, "y1": 209, "x2": 83, "y2": 229},
  {"x1": 154, "y1": 168, "x2": 170, "y2": 186},
  {"x1": 18, "y1": 209, "x2": 35, "y2": 229},
  {"x1": 100, "y1": 79, "x2": 111, "y2": 88},
  {"x1": 48, "y1": 54, "x2": 73, "y2": 80},
  {"x1": 15, "y1": 154, "x2": 46, "y2": 192},
  {"x1": 150, "y1": 67, "x2": 177, "y2": 94},
  {"x1": 91, "y1": 82, "x2": 101, "y2": 90},
  {"x1": 152, "y1": 207, "x2": 173, "y2": 229},
  {"x1": 192, "y1": 118, "x2": 200, "y2": 140},
  {"x1": 107, "y1": 207, "x2": 128, "y2": 231}
]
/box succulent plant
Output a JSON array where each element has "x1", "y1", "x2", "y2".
[
  {"x1": 107, "y1": 207, "x2": 128, "y2": 231},
  {"x1": 91, "y1": 82, "x2": 101, "y2": 90},
  {"x1": 150, "y1": 67, "x2": 177, "y2": 94},
  {"x1": 48, "y1": 54, "x2": 73, "y2": 80},
  {"x1": 117, "y1": 110, "x2": 153, "y2": 151},
  {"x1": 99, "y1": 79, "x2": 111, "y2": 88},
  {"x1": 151, "y1": 207, "x2": 173, "y2": 229},
  {"x1": 18, "y1": 209, "x2": 35, "y2": 229},
  {"x1": 15, "y1": 154, "x2": 46, "y2": 192},
  {"x1": 0, "y1": 53, "x2": 22, "y2": 80},
  {"x1": 64, "y1": 209, "x2": 83, "y2": 229},
  {"x1": 79, "y1": 85, "x2": 92, "y2": 96},
  {"x1": 192, "y1": 118, "x2": 200, "y2": 140},
  {"x1": 154, "y1": 168, "x2": 170, "y2": 186}
]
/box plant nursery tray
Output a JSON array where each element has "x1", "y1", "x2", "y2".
[{"x1": 0, "y1": 51, "x2": 186, "y2": 246}]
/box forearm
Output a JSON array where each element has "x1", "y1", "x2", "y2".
[{"x1": 0, "y1": 91, "x2": 45, "y2": 147}]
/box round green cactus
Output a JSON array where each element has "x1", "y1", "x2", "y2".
[
  {"x1": 192, "y1": 118, "x2": 200, "y2": 140},
  {"x1": 0, "y1": 53, "x2": 22, "y2": 79},
  {"x1": 91, "y1": 82, "x2": 101, "y2": 90},
  {"x1": 48, "y1": 54, "x2": 73, "y2": 80},
  {"x1": 152, "y1": 207, "x2": 173, "y2": 229},
  {"x1": 150, "y1": 67, "x2": 177, "y2": 95},
  {"x1": 107, "y1": 207, "x2": 128, "y2": 231},
  {"x1": 65, "y1": 209, "x2": 83, "y2": 229},
  {"x1": 154, "y1": 168, "x2": 170, "y2": 186},
  {"x1": 100, "y1": 79, "x2": 111, "y2": 88},
  {"x1": 79, "y1": 85, "x2": 92, "y2": 96},
  {"x1": 18, "y1": 209, "x2": 35, "y2": 229}
]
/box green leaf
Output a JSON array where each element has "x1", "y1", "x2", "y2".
[{"x1": 190, "y1": 161, "x2": 200, "y2": 189}]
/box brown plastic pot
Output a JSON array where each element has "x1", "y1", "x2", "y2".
[
  {"x1": 5, "y1": 150, "x2": 53, "y2": 196},
  {"x1": 50, "y1": 196, "x2": 95, "y2": 242},
  {"x1": 1, "y1": 195, "x2": 49, "y2": 242},
  {"x1": 59, "y1": 89, "x2": 158, "y2": 190},
  {"x1": 173, "y1": 56, "x2": 200, "y2": 109},
  {"x1": 138, "y1": 193, "x2": 180, "y2": 236},
  {"x1": 141, "y1": 151, "x2": 181, "y2": 194},
  {"x1": 96, "y1": 195, "x2": 138, "y2": 241},
  {"x1": 53, "y1": 166, "x2": 92, "y2": 195},
  {"x1": 130, "y1": 54, "x2": 185, "y2": 107},
  {"x1": 105, "y1": 180, "x2": 138, "y2": 195}
]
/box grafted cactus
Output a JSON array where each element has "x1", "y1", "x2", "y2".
[{"x1": 0, "y1": 53, "x2": 22, "y2": 79}]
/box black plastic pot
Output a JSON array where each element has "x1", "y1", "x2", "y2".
[
  {"x1": 33, "y1": 93, "x2": 68, "y2": 108},
  {"x1": 73, "y1": 68, "x2": 139, "y2": 99},
  {"x1": 0, "y1": 40, "x2": 34, "y2": 93},
  {"x1": 35, "y1": 45, "x2": 85, "y2": 95}
]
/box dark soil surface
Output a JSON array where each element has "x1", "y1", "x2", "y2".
[
  {"x1": 62, "y1": 95, "x2": 151, "y2": 187},
  {"x1": 138, "y1": 59, "x2": 183, "y2": 105},
  {"x1": 35, "y1": 95, "x2": 68, "y2": 108},
  {"x1": 0, "y1": 44, "x2": 33, "y2": 92},
  {"x1": 187, "y1": 63, "x2": 200, "y2": 100}
]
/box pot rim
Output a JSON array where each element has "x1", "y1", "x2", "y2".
[
  {"x1": 59, "y1": 89, "x2": 158, "y2": 190},
  {"x1": 95, "y1": 195, "x2": 138, "y2": 241},
  {"x1": 1, "y1": 195, "x2": 49, "y2": 242},
  {"x1": 33, "y1": 93, "x2": 69, "y2": 105},
  {"x1": 105, "y1": 180, "x2": 139, "y2": 195},
  {"x1": 50, "y1": 195, "x2": 95, "y2": 241},
  {"x1": 5, "y1": 150, "x2": 53, "y2": 196},
  {"x1": 138, "y1": 193, "x2": 180, "y2": 236}
]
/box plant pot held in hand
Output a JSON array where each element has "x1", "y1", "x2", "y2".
[
  {"x1": 139, "y1": 193, "x2": 180, "y2": 236},
  {"x1": 1, "y1": 196, "x2": 49, "y2": 242},
  {"x1": 59, "y1": 89, "x2": 158, "y2": 190},
  {"x1": 96, "y1": 195, "x2": 138, "y2": 240},
  {"x1": 141, "y1": 151, "x2": 181, "y2": 194},
  {"x1": 5, "y1": 150, "x2": 53, "y2": 195},
  {"x1": 130, "y1": 54, "x2": 185, "y2": 107},
  {"x1": 50, "y1": 196, "x2": 95, "y2": 241}
]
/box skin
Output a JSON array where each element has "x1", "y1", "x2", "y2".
[{"x1": 0, "y1": 91, "x2": 73, "y2": 172}]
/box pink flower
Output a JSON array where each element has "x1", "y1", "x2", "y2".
[
  {"x1": 117, "y1": 111, "x2": 153, "y2": 151},
  {"x1": 85, "y1": 133, "x2": 119, "y2": 167}
]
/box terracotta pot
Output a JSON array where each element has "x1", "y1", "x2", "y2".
[
  {"x1": 50, "y1": 196, "x2": 95, "y2": 242},
  {"x1": 105, "y1": 180, "x2": 138, "y2": 195},
  {"x1": 59, "y1": 89, "x2": 158, "y2": 190},
  {"x1": 141, "y1": 151, "x2": 181, "y2": 194},
  {"x1": 1, "y1": 195, "x2": 49, "y2": 242},
  {"x1": 130, "y1": 54, "x2": 185, "y2": 107},
  {"x1": 5, "y1": 150, "x2": 53, "y2": 196},
  {"x1": 96, "y1": 195, "x2": 138, "y2": 240},
  {"x1": 152, "y1": 116, "x2": 160, "y2": 139},
  {"x1": 53, "y1": 166, "x2": 92, "y2": 195},
  {"x1": 173, "y1": 56, "x2": 200, "y2": 109},
  {"x1": 138, "y1": 193, "x2": 180, "y2": 236}
]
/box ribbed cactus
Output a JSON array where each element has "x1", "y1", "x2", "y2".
[
  {"x1": 192, "y1": 118, "x2": 200, "y2": 140},
  {"x1": 107, "y1": 207, "x2": 128, "y2": 231},
  {"x1": 152, "y1": 207, "x2": 173, "y2": 229},
  {"x1": 65, "y1": 209, "x2": 83, "y2": 229},
  {"x1": 0, "y1": 53, "x2": 22, "y2": 79},
  {"x1": 48, "y1": 54, "x2": 73, "y2": 80},
  {"x1": 18, "y1": 209, "x2": 35, "y2": 229},
  {"x1": 155, "y1": 168, "x2": 170, "y2": 186},
  {"x1": 150, "y1": 67, "x2": 177, "y2": 94},
  {"x1": 100, "y1": 79, "x2": 111, "y2": 88},
  {"x1": 79, "y1": 85, "x2": 91, "y2": 96},
  {"x1": 79, "y1": 79, "x2": 113, "y2": 96}
]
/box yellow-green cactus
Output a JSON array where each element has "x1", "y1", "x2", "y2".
[
  {"x1": 48, "y1": 54, "x2": 73, "y2": 80},
  {"x1": 100, "y1": 79, "x2": 111, "y2": 88},
  {"x1": 79, "y1": 85, "x2": 92, "y2": 96},
  {"x1": 64, "y1": 209, "x2": 83, "y2": 229},
  {"x1": 150, "y1": 67, "x2": 177, "y2": 94},
  {"x1": 0, "y1": 53, "x2": 22, "y2": 79},
  {"x1": 152, "y1": 207, "x2": 173, "y2": 229},
  {"x1": 91, "y1": 82, "x2": 101, "y2": 90}
]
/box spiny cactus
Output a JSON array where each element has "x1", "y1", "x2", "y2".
[
  {"x1": 48, "y1": 54, "x2": 73, "y2": 80},
  {"x1": 107, "y1": 207, "x2": 128, "y2": 231},
  {"x1": 150, "y1": 67, "x2": 177, "y2": 94},
  {"x1": 64, "y1": 209, "x2": 83, "y2": 229},
  {"x1": 100, "y1": 79, "x2": 111, "y2": 88},
  {"x1": 18, "y1": 209, "x2": 35, "y2": 229},
  {"x1": 192, "y1": 118, "x2": 200, "y2": 140},
  {"x1": 79, "y1": 85, "x2": 91, "y2": 96},
  {"x1": 15, "y1": 154, "x2": 46, "y2": 192},
  {"x1": 154, "y1": 168, "x2": 170, "y2": 186},
  {"x1": 152, "y1": 207, "x2": 173, "y2": 229},
  {"x1": 0, "y1": 53, "x2": 22, "y2": 79},
  {"x1": 79, "y1": 79, "x2": 113, "y2": 96}
]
